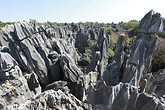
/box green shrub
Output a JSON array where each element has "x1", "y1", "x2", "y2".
[
  {"x1": 71, "y1": 22, "x2": 75, "y2": 27},
  {"x1": 124, "y1": 21, "x2": 139, "y2": 29},
  {"x1": 106, "y1": 27, "x2": 115, "y2": 35},
  {"x1": 87, "y1": 40, "x2": 96, "y2": 48},
  {"x1": 115, "y1": 28, "x2": 119, "y2": 32},
  {"x1": 152, "y1": 37, "x2": 165, "y2": 72},
  {"x1": 109, "y1": 37, "x2": 117, "y2": 49},
  {"x1": 0, "y1": 21, "x2": 14, "y2": 29},
  {"x1": 124, "y1": 21, "x2": 139, "y2": 37},
  {"x1": 88, "y1": 49, "x2": 92, "y2": 58},
  {"x1": 108, "y1": 47, "x2": 115, "y2": 63},
  {"x1": 108, "y1": 48, "x2": 114, "y2": 57},
  {"x1": 124, "y1": 35, "x2": 136, "y2": 48},
  {"x1": 158, "y1": 31, "x2": 165, "y2": 39}
]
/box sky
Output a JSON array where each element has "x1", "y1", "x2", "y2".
[{"x1": 1, "y1": 0, "x2": 165, "y2": 23}]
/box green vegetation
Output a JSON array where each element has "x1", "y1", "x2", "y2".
[
  {"x1": 158, "y1": 31, "x2": 165, "y2": 39},
  {"x1": 87, "y1": 40, "x2": 97, "y2": 58},
  {"x1": 71, "y1": 22, "x2": 75, "y2": 27},
  {"x1": 87, "y1": 40, "x2": 96, "y2": 48},
  {"x1": 0, "y1": 21, "x2": 14, "y2": 29},
  {"x1": 124, "y1": 20, "x2": 139, "y2": 37},
  {"x1": 124, "y1": 35, "x2": 136, "y2": 48},
  {"x1": 108, "y1": 47, "x2": 115, "y2": 63},
  {"x1": 47, "y1": 22, "x2": 61, "y2": 27},
  {"x1": 109, "y1": 37, "x2": 117, "y2": 49},
  {"x1": 106, "y1": 27, "x2": 115, "y2": 35},
  {"x1": 1, "y1": 20, "x2": 164, "y2": 72},
  {"x1": 108, "y1": 48, "x2": 114, "y2": 57},
  {"x1": 152, "y1": 37, "x2": 165, "y2": 71},
  {"x1": 87, "y1": 49, "x2": 92, "y2": 58},
  {"x1": 39, "y1": 21, "x2": 68, "y2": 28}
]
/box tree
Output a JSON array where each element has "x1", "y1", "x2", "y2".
[
  {"x1": 152, "y1": 38, "x2": 165, "y2": 72},
  {"x1": 124, "y1": 21, "x2": 139, "y2": 37}
]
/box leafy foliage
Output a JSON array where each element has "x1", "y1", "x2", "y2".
[
  {"x1": 158, "y1": 31, "x2": 165, "y2": 39},
  {"x1": 109, "y1": 37, "x2": 117, "y2": 49},
  {"x1": 87, "y1": 49, "x2": 92, "y2": 58},
  {"x1": 124, "y1": 21, "x2": 139, "y2": 37},
  {"x1": 108, "y1": 47, "x2": 115, "y2": 63},
  {"x1": 71, "y1": 22, "x2": 75, "y2": 27},
  {"x1": 106, "y1": 27, "x2": 115, "y2": 35},
  {"x1": 108, "y1": 48, "x2": 114, "y2": 57},
  {"x1": 87, "y1": 40, "x2": 96, "y2": 48},
  {"x1": 124, "y1": 35, "x2": 136, "y2": 48},
  {"x1": 0, "y1": 21, "x2": 14, "y2": 29},
  {"x1": 152, "y1": 38, "x2": 165, "y2": 71}
]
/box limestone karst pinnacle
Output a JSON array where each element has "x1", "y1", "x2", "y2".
[{"x1": 0, "y1": 10, "x2": 165, "y2": 110}]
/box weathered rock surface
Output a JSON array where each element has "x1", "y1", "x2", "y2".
[
  {"x1": 138, "y1": 10, "x2": 163, "y2": 33},
  {"x1": 75, "y1": 28, "x2": 90, "y2": 54},
  {"x1": 87, "y1": 81, "x2": 165, "y2": 110},
  {"x1": 0, "y1": 52, "x2": 41, "y2": 110},
  {"x1": 122, "y1": 10, "x2": 163, "y2": 87},
  {"x1": 141, "y1": 69, "x2": 165, "y2": 96},
  {"x1": 60, "y1": 53, "x2": 84, "y2": 83},
  {"x1": 102, "y1": 34, "x2": 125, "y2": 86},
  {"x1": 0, "y1": 10, "x2": 165, "y2": 110},
  {"x1": 18, "y1": 90, "x2": 92, "y2": 110},
  {"x1": 88, "y1": 10, "x2": 165, "y2": 110},
  {"x1": 44, "y1": 81, "x2": 69, "y2": 93},
  {"x1": 87, "y1": 28, "x2": 109, "y2": 77}
]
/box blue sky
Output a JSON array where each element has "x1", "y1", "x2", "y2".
[{"x1": 1, "y1": 0, "x2": 165, "y2": 23}]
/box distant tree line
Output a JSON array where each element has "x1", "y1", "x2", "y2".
[{"x1": 0, "y1": 21, "x2": 14, "y2": 29}]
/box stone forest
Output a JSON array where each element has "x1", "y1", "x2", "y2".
[{"x1": 0, "y1": 10, "x2": 165, "y2": 110}]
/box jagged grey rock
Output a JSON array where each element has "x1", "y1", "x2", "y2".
[
  {"x1": 141, "y1": 69, "x2": 165, "y2": 96},
  {"x1": 102, "y1": 62, "x2": 121, "y2": 86},
  {"x1": 138, "y1": 10, "x2": 163, "y2": 33},
  {"x1": 60, "y1": 53, "x2": 83, "y2": 83},
  {"x1": 122, "y1": 10, "x2": 163, "y2": 87},
  {"x1": 89, "y1": 29, "x2": 98, "y2": 40},
  {"x1": 45, "y1": 81, "x2": 69, "y2": 93},
  {"x1": 87, "y1": 28, "x2": 109, "y2": 77},
  {"x1": 49, "y1": 27, "x2": 81, "y2": 62},
  {"x1": 86, "y1": 51, "x2": 101, "y2": 73},
  {"x1": 102, "y1": 34, "x2": 125, "y2": 86},
  {"x1": 78, "y1": 52, "x2": 90, "y2": 67},
  {"x1": 24, "y1": 71, "x2": 41, "y2": 96},
  {"x1": 0, "y1": 52, "x2": 38, "y2": 110},
  {"x1": 87, "y1": 81, "x2": 165, "y2": 110},
  {"x1": 75, "y1": 28, "x2": 90, "y2": 54},
  {"x1": 0, "y1": 10, "x2": 165, "y2": 110},
  {"x1": 20, "y1": 38, "x2": 49, "y2": 85},
  {"x1": 113, "y1": 34, "x2": 125, "y2": 68},
  {"x1": 18, "y1": 90, "x2": 92, "y2": 110},
  {"x1": 75, "y1": 71, "x2": 98, "y2": 101}
]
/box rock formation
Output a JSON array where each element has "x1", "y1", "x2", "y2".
[
  {"x1": 0, "y1": 10, "x2": 165, "y2": 110},
  {"x1": 18, "y1": 90, "x2": 92, "y2": 110},
  {"x1": 122, "y1": 10, "x2": 163, "y2": 87},
  {"x1": 87, "y1": 81, "x2": 165, "y2": 110},
  {"x1": 88, "y1": 10, "x2": 165, "y2": 110}
]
